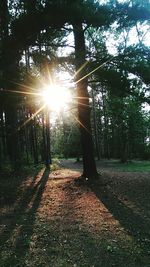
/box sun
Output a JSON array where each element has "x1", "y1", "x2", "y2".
[{"x1": 41, "y1": 84, "x2": 71, "y2": 112}]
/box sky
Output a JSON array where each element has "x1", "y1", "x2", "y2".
[{"x1": 106, "y1": 23, "x2": 150, "y2": 55}]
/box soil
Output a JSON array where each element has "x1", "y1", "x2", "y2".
[{"x1": 0, "y1": 160, "x2": 150, "y2": 267}]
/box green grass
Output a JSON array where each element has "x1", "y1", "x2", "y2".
[
  {"x1": 60, "y1": 158, "x2": 150, "y2": 172},
  {"x1": 97, "y1": 160, "x2": 150, "y2": 172},
  {"x1": 0, "y1": 216, "x2": 149, "y2": 267}
]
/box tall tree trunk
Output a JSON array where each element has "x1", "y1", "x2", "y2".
[
  {"x1": 73, "y1": 23, "x2": 98, "y2": 180},
  {"x1": 120, "y1": 122, "x2": 128, "y2": 163},
  {"x1": 24, "y1": 126, "x2": 30, "y2": 164},
  {"x1": 91, "y1": 87, "x2": 100, "y2": 160},
  {"x1": 1, "y1": 0, "x2": 21, "y2": 169},
  {"x1": 33, "y1": 117, "x2": 39, "y2": 164},
  {"x1": 29, "y1": 113, "x2": 38, "y2": 165},
  {"x1": 40, "y1": 56, "x2": 52, "y2": 169},
  {"x1": 101, "y1": 90, "x2": 110, "y2": 159},
  {"x1": 0, "y1": 100, "x2": 7, "y2": 159},
  {"x1": 41, "y1": 108, "x2": 51, "y2": 169},
  {"x1": 45, "y1": 108, "x2": 51, "y2": 169},
  {"x1": 41, "y1": 112, "x2": 47, "y2": 162}
]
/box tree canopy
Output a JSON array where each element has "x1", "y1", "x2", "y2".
[{"x1": 0, "y1": 0, "x2": 150, "y2": 175}]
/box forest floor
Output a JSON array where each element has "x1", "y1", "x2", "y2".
[{"x1": 0, "y1": 160, "x2": 150, "y2": 267}]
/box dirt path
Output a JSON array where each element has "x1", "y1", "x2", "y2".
[{"x1": 0, "y1": 167, "x2": 150, "y2": 267}]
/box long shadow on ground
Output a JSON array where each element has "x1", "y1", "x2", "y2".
[
  {"x1": 89, "y1": 179, "x2": 150, "y2": 253},
  {"x1": 0, "y1": 168, "x2": 49, "y2": 266},
  {"x1": 0, "y1": 168, "x2": 40, "y2": 207},
  {"x1": 1, "y1": 169, "x2": 150, "y2": 267},
  {"x1": 56, "y1": 180, "x2": 150, "y2": 267}
]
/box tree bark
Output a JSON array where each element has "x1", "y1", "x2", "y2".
[
  {"x1": 91, "y1": 86, "x2": 100, "y2": 160},
  {"x1": 1, "y1": 0, "x2": 21, "y2": 169},
  {"x1": 73, "y1": 22, "x2": 98, "y2": 179},
  {"x1": 45, "y1": 108, "x2": 51, "y2": 169}
]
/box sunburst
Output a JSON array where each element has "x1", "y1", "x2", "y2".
[{"x1": 3, "y1": 57, "x2": 112, "y2": 131}]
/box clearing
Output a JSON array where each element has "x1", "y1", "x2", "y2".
[{"x1": 0, "y1": 160, "x2": 150, "y2": 267}]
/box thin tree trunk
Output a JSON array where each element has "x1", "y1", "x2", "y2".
[
  {"x1": 29, "y1": 112, "x2": 38, "y2": 165},
  {"x1": 0, "y1": 106, "x2": 7, "y2": 159},
  {"x1": 73, "y1": 23, "x2": 98, "y2": 180},
  {"x1": 24, "y1": 126, "x2": 30, "y2": 164},
  {"x1": 91, "y1": 87, "x2": 100, "y2": 160},
  {"x1": 45, "y1": 108, "x2": 51, "y2": 169},
  {"x1": 41, "y1": 112, "x2": 47, "y2": 162},
  {"x1": 101, "y1": 90, "x2": 110, "y2": 159},
  {"x1": 33, "y1": 117, "x2": 39, "y2": 164}
]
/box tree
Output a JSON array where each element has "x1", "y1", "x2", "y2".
[
  {"x1": 73, "y1": 22, "x2": 98, "y2": 179},
  {"x1": 0, "y1": 0, "x2": 150, "y2": 173},
  {"x1": 0, "y1": 0, "x2": 21, "y2": 169}
]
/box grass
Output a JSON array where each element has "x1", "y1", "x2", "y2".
[
  {"x1": 97, "y1": 159, "x2": 150, "y2": 172},
  {"x1": 60, "y1": 158, "x2": 150, "y2": 172},
  {"x1": 0, "y1": 218, "x2": 145, "y2": 267}
]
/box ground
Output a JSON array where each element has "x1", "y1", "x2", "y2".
[{"x1": 0, "y1": 160, "x2": 150, "y2": 267}]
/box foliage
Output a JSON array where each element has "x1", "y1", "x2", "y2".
[
  {"x1": 51, "y1": 115, "x2": 82, "y2": 159},
  {"x1": 0, "y1": 0, "x2": 150, "y2": 170}
]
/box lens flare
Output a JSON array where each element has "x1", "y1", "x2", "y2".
[{"x1": 41, "y1": 84, "x2": 71, "y2": 112}]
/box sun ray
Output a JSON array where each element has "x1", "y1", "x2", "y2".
[
  {"x1": 72, "y1": 100, "x2": 91, "y2": 108},
  {"x1": 42, "y1": 63, "x2": 53, "y2": 85},
  {"x1": 47, "y1": 68, "x2": 53, "y2": 85},
  {"x1": 75, "y1": 57, "x2": 114, "y2": 84},
  {"x1": 2, "y1": 89, "x2": 40, "y2": 96},
  {"x1": 11, "y1": 81, "x2": 38, "y2": 92},
  {"x1": 73, "y1": 61, "x2": 89, "y2": 79},
  {"x1": 74, "y1": 96, "x2": 89, "y2": 100},
  {"x1": 70, "y1": 111, "x2": 91, "y2": 134},
  {"x1": 18, "y1": 104, "x2": 46, "y2": 130},
  {"x1": 78, "y1": 101, "x2": 91, "y2": 107}
]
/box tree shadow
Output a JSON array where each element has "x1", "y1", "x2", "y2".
[
  {"x1": 0, "y1": 168, "x2": 49, "y2": 266},
  {"x1": 89, "y1": 181, "x2": 150, "y2": 250},
  {"x1": 56, "y1": 181, "x2": 105, "y2": 267},
  {"x1": 1, "y1": 171, "x2": 150, "y2": 266},
  {"x1": 0, "y1": 167, "x2": 41, "y2": 207},
  {"x1": 58, "y1": 180, "x2": 149, "y2": 267}
]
